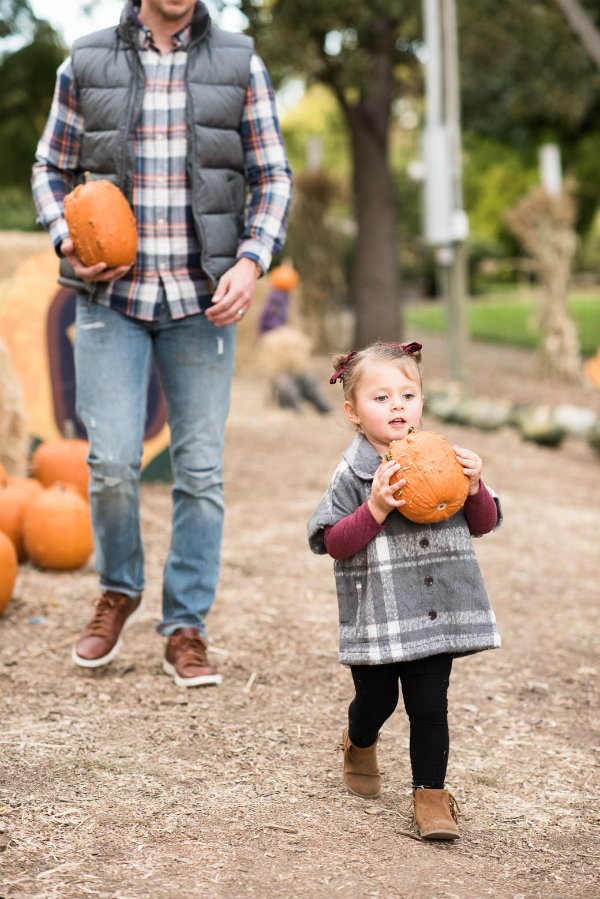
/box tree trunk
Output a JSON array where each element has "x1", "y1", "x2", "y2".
[{"x1": 340, "y1": 23, "x2": 401, "y2": 348}]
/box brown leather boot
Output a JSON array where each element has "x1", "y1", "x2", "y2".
[
  {"x1": 72, "y1": 591, "x2": 144, "y2": 668},
  {"x1": 412, "y1": 788, "x2": 460, "y2": 840},
  {"x1": 163, "y1": 628, "x2": 222, "y2": 687},
  {"x1": 338, "y1": 727, "x2": 380, "y2": 798}
]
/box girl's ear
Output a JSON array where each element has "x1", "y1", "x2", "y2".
[{"x1": 344, "y1": 400, "x2": 360, "y2": 426}]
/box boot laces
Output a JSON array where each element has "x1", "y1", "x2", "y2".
[
  {"x1": 448, "y1": 792, "x2": 460, "y2": 824},
  {"x1": 173, "y1": 633, "x2": 209, "y2": 667},
  {"x1": 87, "y1": 593, "x2": 124, "y2": 637}
]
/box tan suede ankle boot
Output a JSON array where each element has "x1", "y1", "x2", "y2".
[
  {"x1": 338, "y1": 727, "x2": 380, "y2": 798},
  {"x1": 412, "y1": 787, "x2": 460, "y2": 840}
]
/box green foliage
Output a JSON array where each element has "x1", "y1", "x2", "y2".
[
  {"x1": 236, "y1": 0, "x2": 422, "y2": 99},
  {"x1": 405, "y1": 291, "x2": 600, "y2": 356},
  {"x1": 0, "y1": 20, "x2": 66, "y2": 189},
  {"x1": 459, "y1": 0, "x2": 600, "y2": 236},
  {"x1": 0, "y1": 186, "x2": 39, "y2": 230},
  {"x1": 279, "y1": 84, "x2": 350, "y2": 177},
  {"x1": 0, "y1": 0, "x2": 38, "y2": 44},
  {"x1": 459, "y1": 0, "x2": 600, "y2": 146},
  {"x1": 463, "y1": 136, "x2": 539, "y2": 254}
]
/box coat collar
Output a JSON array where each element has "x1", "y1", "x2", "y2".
[
  {"x1": 119, "y1": 1, "x2": 211, "y2": 48},
  {"x1": 342, "y1": 434, "x2": 383, "y2": 480}
]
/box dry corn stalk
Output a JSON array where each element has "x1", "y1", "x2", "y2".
[{"x1": 506, "y1": 181, "x2": 581, "y2": 381}]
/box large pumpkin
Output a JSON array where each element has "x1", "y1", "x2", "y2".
[
  {"x1": 270, "y1": 264, "x2": 299, "y2": 292},
  {"x1": 0, "y1": 531, "x2": 18, "y2": 615},
  {"x1": 387, "y1": 430, "x2": 469, "y2": 524},
  {"x1": 31, "y1": 439, "x2": 89, "y2": 500},
  {"x1": 64, "y1": 180, "x2": 138, "y2": 268},
  {"x1": 6, "y1": 477, "x2": 43, "y2": 502},
  {"x1": 23, "y1": 484, "x2": 93, "y2": 570},
  {"x1": 0, "y1": 482, "x2": 37, "y2": 561}
]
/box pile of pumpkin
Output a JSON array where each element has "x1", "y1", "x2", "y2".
[{"x1": 0, "y1": 438, "x2": 93, "y2": 615}]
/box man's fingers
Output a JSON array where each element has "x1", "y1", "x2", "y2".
[
  {"x1": 207, "y1": 287, "x2": 244, "y2": 320},
  {"x1": 211, "y1": 274, "x2": 233, "y2": 305},
  {"x1": 92, "y1": 265, "x2": 132, "y2": 283},
  {"x1": 209, "y1": 305, "x2": 249, "y2": 327}
]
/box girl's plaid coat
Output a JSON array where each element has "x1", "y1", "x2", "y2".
[{"x1": 308, "y1": 435, "x2": 502, "y2": 666}]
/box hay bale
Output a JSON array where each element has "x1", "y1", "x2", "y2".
[
  {"x1": 257, "y1": 325, "x2": 312, "y2": 379},
  {"x1": 0, "y1": 338, "x2": 28, "y2": 476}
]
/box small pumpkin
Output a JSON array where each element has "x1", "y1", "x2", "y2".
[
  {"x1": 386, "y1": 429, "x2": 469, "y2": 524},
  {"x1": 23, "y1": 484, "x2": 93, "y2": 570},
  {"x1": 0, "y1": 531, "x2": 18, "y2": 615},
  {"x1": 584, "y1": 348, "x2": 600, "y2": 390},
  {"x1": 0, "y1": 482, "x2": 38, "y2": 561},
  {"x1": 31, "y1": 439, "x2": 89, "y2": 500},
  {"x1": 270, "y1": 263, "x2": 299, "y2": 292},
  {"x1": 64, "y1": 179, "x2": 138, "y2": 268}
]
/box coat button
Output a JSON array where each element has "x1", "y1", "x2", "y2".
[
  {"x1": 428, "y1": 610, "x2": 437, "y2": 620},
  {"x1": 424, "y1": 575, "x2": 434, "y2": 586},
  {"x1": 420, "y1": 538, "x2": 429, "y2": 548}
]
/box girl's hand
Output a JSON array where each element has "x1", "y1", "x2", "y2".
[
  {"x1": 453, "y1": 445, "x2": 482, "y2": 495},
  {"x1": 368, "y1": 460, "x2": 406, "y2": 524}
]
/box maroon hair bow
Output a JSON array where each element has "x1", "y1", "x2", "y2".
[
  {"x1": 379, "y1": 341, "x2": 422, "y2": 354},
  {"x1": 329, "y1": 342, "x2": 422, "y2": 385},
  {"x1": 330, "y1": 350, "x2": 358, "y2": 384}
]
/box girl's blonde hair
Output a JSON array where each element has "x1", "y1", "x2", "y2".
[{"x1": 331, "y1": 342, "x2": 423, "y2": 406}]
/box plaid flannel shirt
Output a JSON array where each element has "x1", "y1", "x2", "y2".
[{"x1": 32, "y1": 13, "x2": 292, "y2": 321}]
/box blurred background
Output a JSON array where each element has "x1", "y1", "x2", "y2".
[{"x1": 1, "y1": 0, "x2": 600, "y2": 459}]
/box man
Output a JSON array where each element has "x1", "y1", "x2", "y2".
[{"x1": 32, "y1": 0, "x2": 292, "y2": 686}]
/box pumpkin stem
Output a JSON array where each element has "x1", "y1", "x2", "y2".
[
  {"x1": 84, "y1": 171, "x2": 92, "y2": 183},
  {"x1": 63, "y1": 419, "x2": 76, "y2": 440}
]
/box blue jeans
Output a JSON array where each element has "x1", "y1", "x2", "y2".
[{"x1": 74, "y1": 295, "x2": 236, "y2": 637}]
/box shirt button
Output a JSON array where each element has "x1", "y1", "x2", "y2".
[
  {"x1": 428, "y1": 610, "x2": 437, "y2": 620},
  {"x1": 159, "y1": 263, "x2": 166, "y2": 270},
  {"x1": 424, "y1": 575, "x2": 434, "y2": 586},
  {"x1": 158, "y1": 218, "x2": 165, "y2": 225},
  {"x1": 157, "y1": 133, "x2": 165, "y2": 140},
  {"x1": 420, "y1": 538, "x2": 429, "y2": 548},
  {"x1": 158, "y1": 176, "x2": 165, "y2": 184}
]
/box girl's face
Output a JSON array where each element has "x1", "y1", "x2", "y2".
[{"x1": 344, "y1": 362, "x2": 424, "y2": 456}]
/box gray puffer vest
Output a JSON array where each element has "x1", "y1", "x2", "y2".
[{"x1": 59, "y1": 0, "x2": 253, "y2": 292}]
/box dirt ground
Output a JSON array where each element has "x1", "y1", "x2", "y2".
[{"x1": 1, "y1": 333, "x2": 600, "y2": 899}]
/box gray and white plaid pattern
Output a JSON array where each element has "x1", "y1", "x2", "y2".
[{"x1": 308, "y1": 435, "x2": 502, "y2": 666}]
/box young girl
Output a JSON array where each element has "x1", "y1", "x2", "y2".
[{"x1": 308, "y1": 342, "x2": 502, "y2": 840}]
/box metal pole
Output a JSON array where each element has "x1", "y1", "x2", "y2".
[
  {"x1": 423, "y1": 0, "x2": 443, "y2": 128},
  {"x1": 441, "y1": 0, "x2": 469, "y2": 386}
]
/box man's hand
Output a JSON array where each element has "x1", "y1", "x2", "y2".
[
  {"x1": 367, "y1": 460, "x2": 406, "y2": 524},
  {"x1": 60, "y1": 238, "x2": 133, "y2": 283},
  {"x1": 205, "y1": 257, "x2": 260, "y2": 327},
  {"x1": 453, "y1": 445, "x2": 483, "y2": 495}
]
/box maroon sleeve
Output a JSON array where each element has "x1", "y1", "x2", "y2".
[
  {"x1": 463, "y1": 481, "x2": 498, "y2": 536},
  {"x1": 323, "y1": 501, "x2": 385, "y2": 560}
]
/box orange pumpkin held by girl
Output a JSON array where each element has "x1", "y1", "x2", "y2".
[{"x1": 387, "y1": 429, "x2": 470, "y2": 524}]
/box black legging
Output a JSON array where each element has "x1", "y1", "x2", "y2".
[{"x1": 349, "y1": 654, "x2": 453, "y2": 789}]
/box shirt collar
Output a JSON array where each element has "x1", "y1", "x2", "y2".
[
  {"x1": 133, "y1": 5, "x2": 192, "y2": 51},
  {"x1": 342, "y1": 434, "x2": 383, "y2": 480}
]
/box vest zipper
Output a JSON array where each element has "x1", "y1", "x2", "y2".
[
  {"x1": 184, "y1": 41, "x2": 214, "y2": 292},
  {"x1": 119, "y1": 47, "x2": 145, "y2": 202}
]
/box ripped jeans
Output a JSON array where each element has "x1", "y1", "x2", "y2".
[{"x1": 74, "y1": 294, "x2": 236, "y2": 637}]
